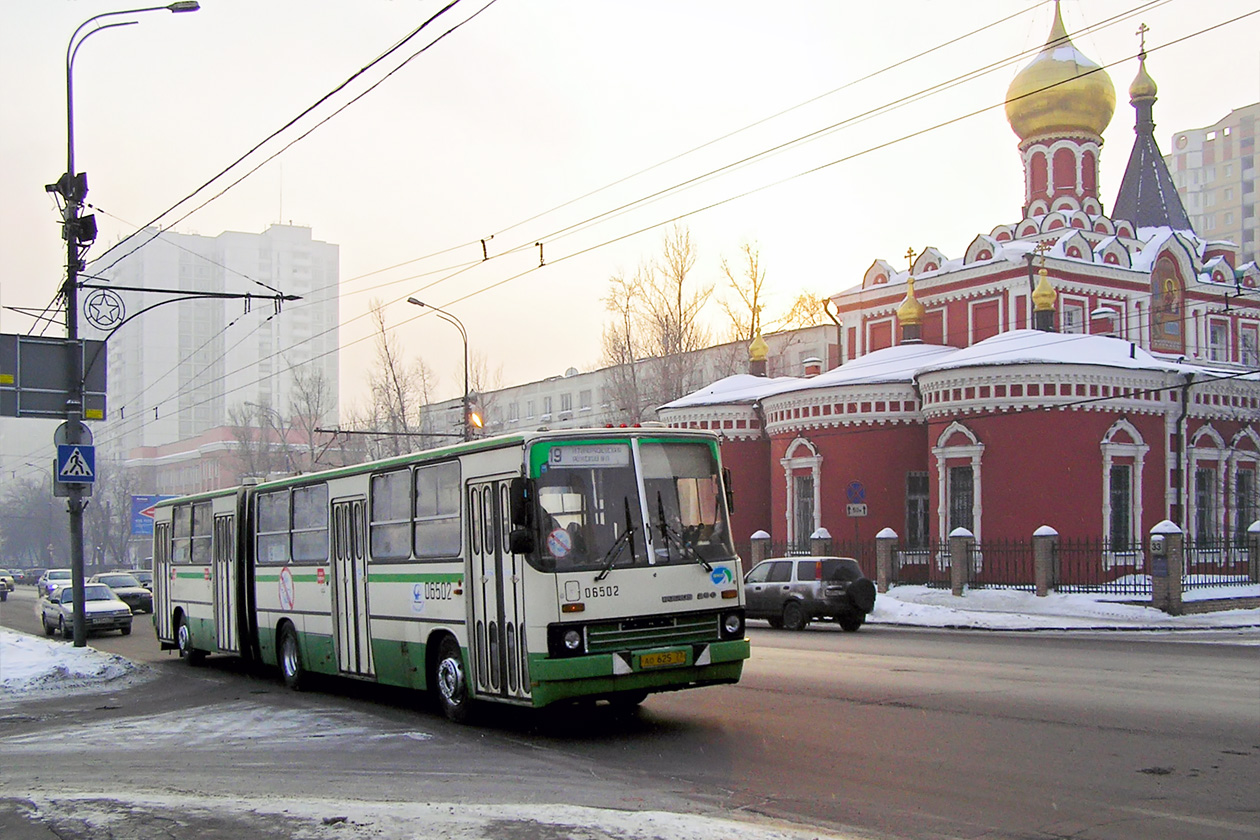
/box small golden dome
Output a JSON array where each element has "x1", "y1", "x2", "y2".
[
  {"x1": 1005, "y1": 2, "x2": 1115, "y2": 142},
  {"x1": 897, "y1": 276, "x2": 926, "y2": 326},
  {"x1": 1032, "y1": 268, "x2": 1058, "y2": 311},
  {"x1": 749, "y1": 333, "x2": 769, "y2": 363},
  {"x1": 1129, "y1": 54, "x2": 1157, "y2": 102}
]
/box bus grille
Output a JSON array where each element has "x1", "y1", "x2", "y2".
[{"x1": 586, "y1": 612, "x2": 720, "y2": 653}]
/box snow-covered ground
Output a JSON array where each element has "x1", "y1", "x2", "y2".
[{"x1": 2, "y1": 587, "x2": 1257, "y2": 840}]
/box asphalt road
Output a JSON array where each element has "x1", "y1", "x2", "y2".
[{"x1": 2, "y1": 585, "x2": 1257, "y2": 840}]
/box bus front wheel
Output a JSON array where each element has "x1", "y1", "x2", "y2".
[
  {"x1": 433, "y1": 636, "x2": 471, "y2": 723},
  {"x1": 279, "y1": 624, "x2": 306, "y2": 691}
]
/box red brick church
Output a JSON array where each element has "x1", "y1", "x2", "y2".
[{"x1": 657, "y1": 5, "x2": 1260, "y2": 563}]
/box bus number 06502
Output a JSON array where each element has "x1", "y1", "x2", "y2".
[
  {"x1": 425, "y1": 582, "x2": 453, "y2": 600},
  {"x1": 584, "y1": 585, "x2": 619, "y2": 598}
]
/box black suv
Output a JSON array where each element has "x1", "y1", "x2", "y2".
[{"x1": 743, "y1": 556, "x2": 877, "y2": 631}]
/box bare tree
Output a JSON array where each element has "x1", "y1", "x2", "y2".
[
  {"x1": 601, "y1": 268, "x2": 650, "y2": 422},
  {"x1": 778, "y1": 291, "x2": 829, "y2": 329},
  {"x1": 718, "y1": 240, "x2": 769, "y2": 343},
  {"x1": 229, "y1": 402, "x2": 288, "y2": 479},
  {"x1": 0, "y1": 475, "x2": 65, "y2": 567},
  {"x1": 365, "y1": 299, "x2": 436, "y2": 457},
  {"x1": 640, "y1": 225, "x2": 714, "y2": 406},
  {"x1": 287, "y1": 361, "x2": 336, "y2": 470}
]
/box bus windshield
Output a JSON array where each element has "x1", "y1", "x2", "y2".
[{"x1": 530, "y1": 439, "x2": 734, "y2": 574}]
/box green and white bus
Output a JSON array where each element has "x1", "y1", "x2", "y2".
[{"x1": 152, "y1": 428, "x2": 749, "y2": 720}]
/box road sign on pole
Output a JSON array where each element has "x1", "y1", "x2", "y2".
[{"x1": 56, "y1": 444, "x2": 95, "y2": 484}]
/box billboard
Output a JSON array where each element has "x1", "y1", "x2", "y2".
[{"x1": 131, "y1": 495, "x2": 177, "y2": 536}]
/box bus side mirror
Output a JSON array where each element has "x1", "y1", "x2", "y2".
[
  {"x1": 723, "y1": 467, "x2": 735, "y2": 514},
  {"x1": 509, "y1": 477, "x2": 536, "y2": 529},
  {"x1": 509, "y1": 528, "x2": 536, "y2": 555}
]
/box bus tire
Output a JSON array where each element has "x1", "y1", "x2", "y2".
[
  {"x1": 176, "y1": 614, "x2": 206, "y2": 665},
  {"x1": 279, "y1": 624, "x2": 306, "y2": 691},
  {"x1": 434, "y1": 636, "x2": 471, "y2": 723}
]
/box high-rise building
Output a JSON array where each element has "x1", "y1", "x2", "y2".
[
  {"x1": 1166, "y1": 102, "x2": 1259, "y2": 265},
  {"x1": 96, "y1": 224, "x2": 339, "y2": 458}
]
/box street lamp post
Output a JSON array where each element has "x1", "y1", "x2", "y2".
[
  {"x1": 407, "y1": 298, "x2": 474, "y2": 442},
  {"x1": 56, "y1": 1, "x2": 199, "y2": 646}
]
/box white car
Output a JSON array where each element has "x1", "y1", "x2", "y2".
[
  {"x1": 41, "y1": 583, "x2": 133, "y2": 638},
  {"x1": 38, "y1": 568, "x2": 73, "y2": 598}
]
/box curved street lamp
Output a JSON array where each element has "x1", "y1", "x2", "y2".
[
  {"x1": 407, "y1": 298, "x2": 477, "y2": 442},
  {"x1": 55, "y1": 1, "x2": 200, "y2": 647}
]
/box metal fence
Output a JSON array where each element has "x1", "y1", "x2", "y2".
[
  {"x1": 1054, "y1": 538, "x2": 1151, "y2": 596},
  {"x1": 738, "y1": 534, "x2": 1254, "y2": 595},
  {"x1": 1184, "y1": 538, "x2": 1253, "y2": 589}
]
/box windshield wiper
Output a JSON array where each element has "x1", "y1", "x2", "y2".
[
  {"x1": 656, "y1": 492, "x2": 712, "y2": 572},
  {"x1": 594, "y1": 498, "x2": 637, "y2": 582}
]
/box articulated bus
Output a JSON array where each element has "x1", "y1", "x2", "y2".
[{"x1": 152, "y1": 428, "x2": 749, "y2": 721}]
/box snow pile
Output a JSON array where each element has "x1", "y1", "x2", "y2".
[
  {"x1": 870, "y1": 584, "x2": 1260, "y2": 630},
  {"x1": 0, "y1": 629, "x2": 146, "y2": 700}
]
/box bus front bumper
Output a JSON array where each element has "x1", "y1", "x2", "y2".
[{"x1": 527, "y1": 637, "x2": 750, "y2": 707}]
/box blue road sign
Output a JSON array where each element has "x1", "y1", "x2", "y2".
[
  {"x1": 845, "y1": 480, "x2": 865, "y2": 504},
  {"x1": 56, "y1": 444, "x2": 95, "y2": 483}
]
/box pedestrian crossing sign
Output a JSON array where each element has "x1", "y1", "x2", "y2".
[{"x1": 56, "y1": 444, "x2": 96, "y2": 484}]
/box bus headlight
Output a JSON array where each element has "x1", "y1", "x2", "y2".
[
  {"x1": 720, "y1": 610, "x2": 744, "y2": 639},
  {"x1": 547, "y1": 623, "x2": 586, "y2": 657}
]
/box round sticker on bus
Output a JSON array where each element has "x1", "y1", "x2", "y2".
[{"x1": 546, "y1": 528, "x2": 573, "y2": 558}]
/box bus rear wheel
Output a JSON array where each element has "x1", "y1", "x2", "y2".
[
  {"x1": 433, "y1": 636, "x2": 471, "y2": 723},
  {"x1": 176, "y1": 615, "x2": 206, "y2": 665},
  {"x1": 279, "y1": 624, "x2": 306, "y2": 691}
]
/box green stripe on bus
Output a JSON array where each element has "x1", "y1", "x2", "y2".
[{"x1": 368, "y1": 572, "x2": 463, "y2": 583}]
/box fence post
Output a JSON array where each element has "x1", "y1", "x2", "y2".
[
  {"x1": 949, "y1": 528, "x2": 974, "y2": 597},
  {"x1": 1033, "y1": 525, "x2": 1058, "y2": 597},
  {"x1": 810, "y1": 527, "x2": 832, "y2": 557},
  {"x1": 1150, "y1": 520, "x2": 1184, "y2": 616},
  {"x1": 749, "y1": 530, "x2": 771, "y2": 572},
  {"x1": 876, "y1": 527, "x2": 898, "y2": 593},
  {"x1": 1249, "y1": 520, "x2": 1259, "y2": 584}
]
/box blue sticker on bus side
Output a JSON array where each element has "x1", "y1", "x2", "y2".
[
  {"x1": 710, "y1": 566, "x2": 733, "y2": 585},
  {"x1": 412, "y1": 583, "x2": 425, "y2": 614}
]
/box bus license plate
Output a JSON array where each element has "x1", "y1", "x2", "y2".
[{"x1": 639, "y1": 650, "x2": 686, "y2": 670}]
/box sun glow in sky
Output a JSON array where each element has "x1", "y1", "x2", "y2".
[{"x1": 2, "y1": 0, "x2": 1257, "y2": 414}]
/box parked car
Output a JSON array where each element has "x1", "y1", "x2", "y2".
[
  {"x1": 37, "y1": 568, "x2": 73, "y2": 598},
  {"x1": 132, "y1": 569, "x2": 153, "y2": 590},
  {"x1": 25, "y1": 569, "x2": 46, "y2": 587},
  {"x1": 0, "y1": 569, "x2": 14, "y2": 600},
  {"x1": 88, "y1": 572, "x2": 152, "y2": 613},
  {"x1": 743, "y1": 555, "x2": 877, "y2": 632},
  {"x1": 40, "y1": 583, "x2": 133, "y2": 638}
]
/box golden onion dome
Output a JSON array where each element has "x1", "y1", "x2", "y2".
[
  {"x1": 897, "y1": 276, "x2": 926, "y2": 326},
  {"x1": 749, "y1": 333, "x2": 769, "y2": 363},
  {"x1": 1129, "y1": 53, "x2": 1157, "y2": 102},
  {"x1": 1005, "y1": 2, "x2": 1115, "y2": 142},
  {"x1": 1032, "y1": 268, "x2": 1058, "y2": 312}
]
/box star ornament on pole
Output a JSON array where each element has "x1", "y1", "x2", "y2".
[{"x1": 83, "y1": 289, "x2": 125, "y2": 330}]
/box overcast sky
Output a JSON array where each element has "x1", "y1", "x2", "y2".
[{"x1": 2, "y1": 0, "x2": 1258, "y2": 417}]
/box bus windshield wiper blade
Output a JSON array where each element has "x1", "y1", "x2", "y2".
[
  {"x1": 594, "y1": 498, "x2": 636, "y2": 582},
  {"x1": 655, "y1": 492, "x2": 712, "y2": 572}
]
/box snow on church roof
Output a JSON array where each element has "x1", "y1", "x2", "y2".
[
  {"x1": 915, "y1": 329, "x2": 1183, "y2": 376},
  {"x1": 658, "y1": 373, "x2": 801, "y2": 409},
  {"x1": 772, "y1": 342, "x2": 959, "y2": 394}
]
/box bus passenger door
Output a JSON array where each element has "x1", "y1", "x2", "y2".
[
  {"x1": 332, "y1": 497, "x2": 374, "y2": 677},
  {"x1": 468, "y1": 478, "x2": 530, "y2": 703},
  {"x1": 153, "y1": 521, "x2": 172, "y2": 642},
  {"x1": 212, "y1": 514, "x2": 239, "y2": 654}
]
